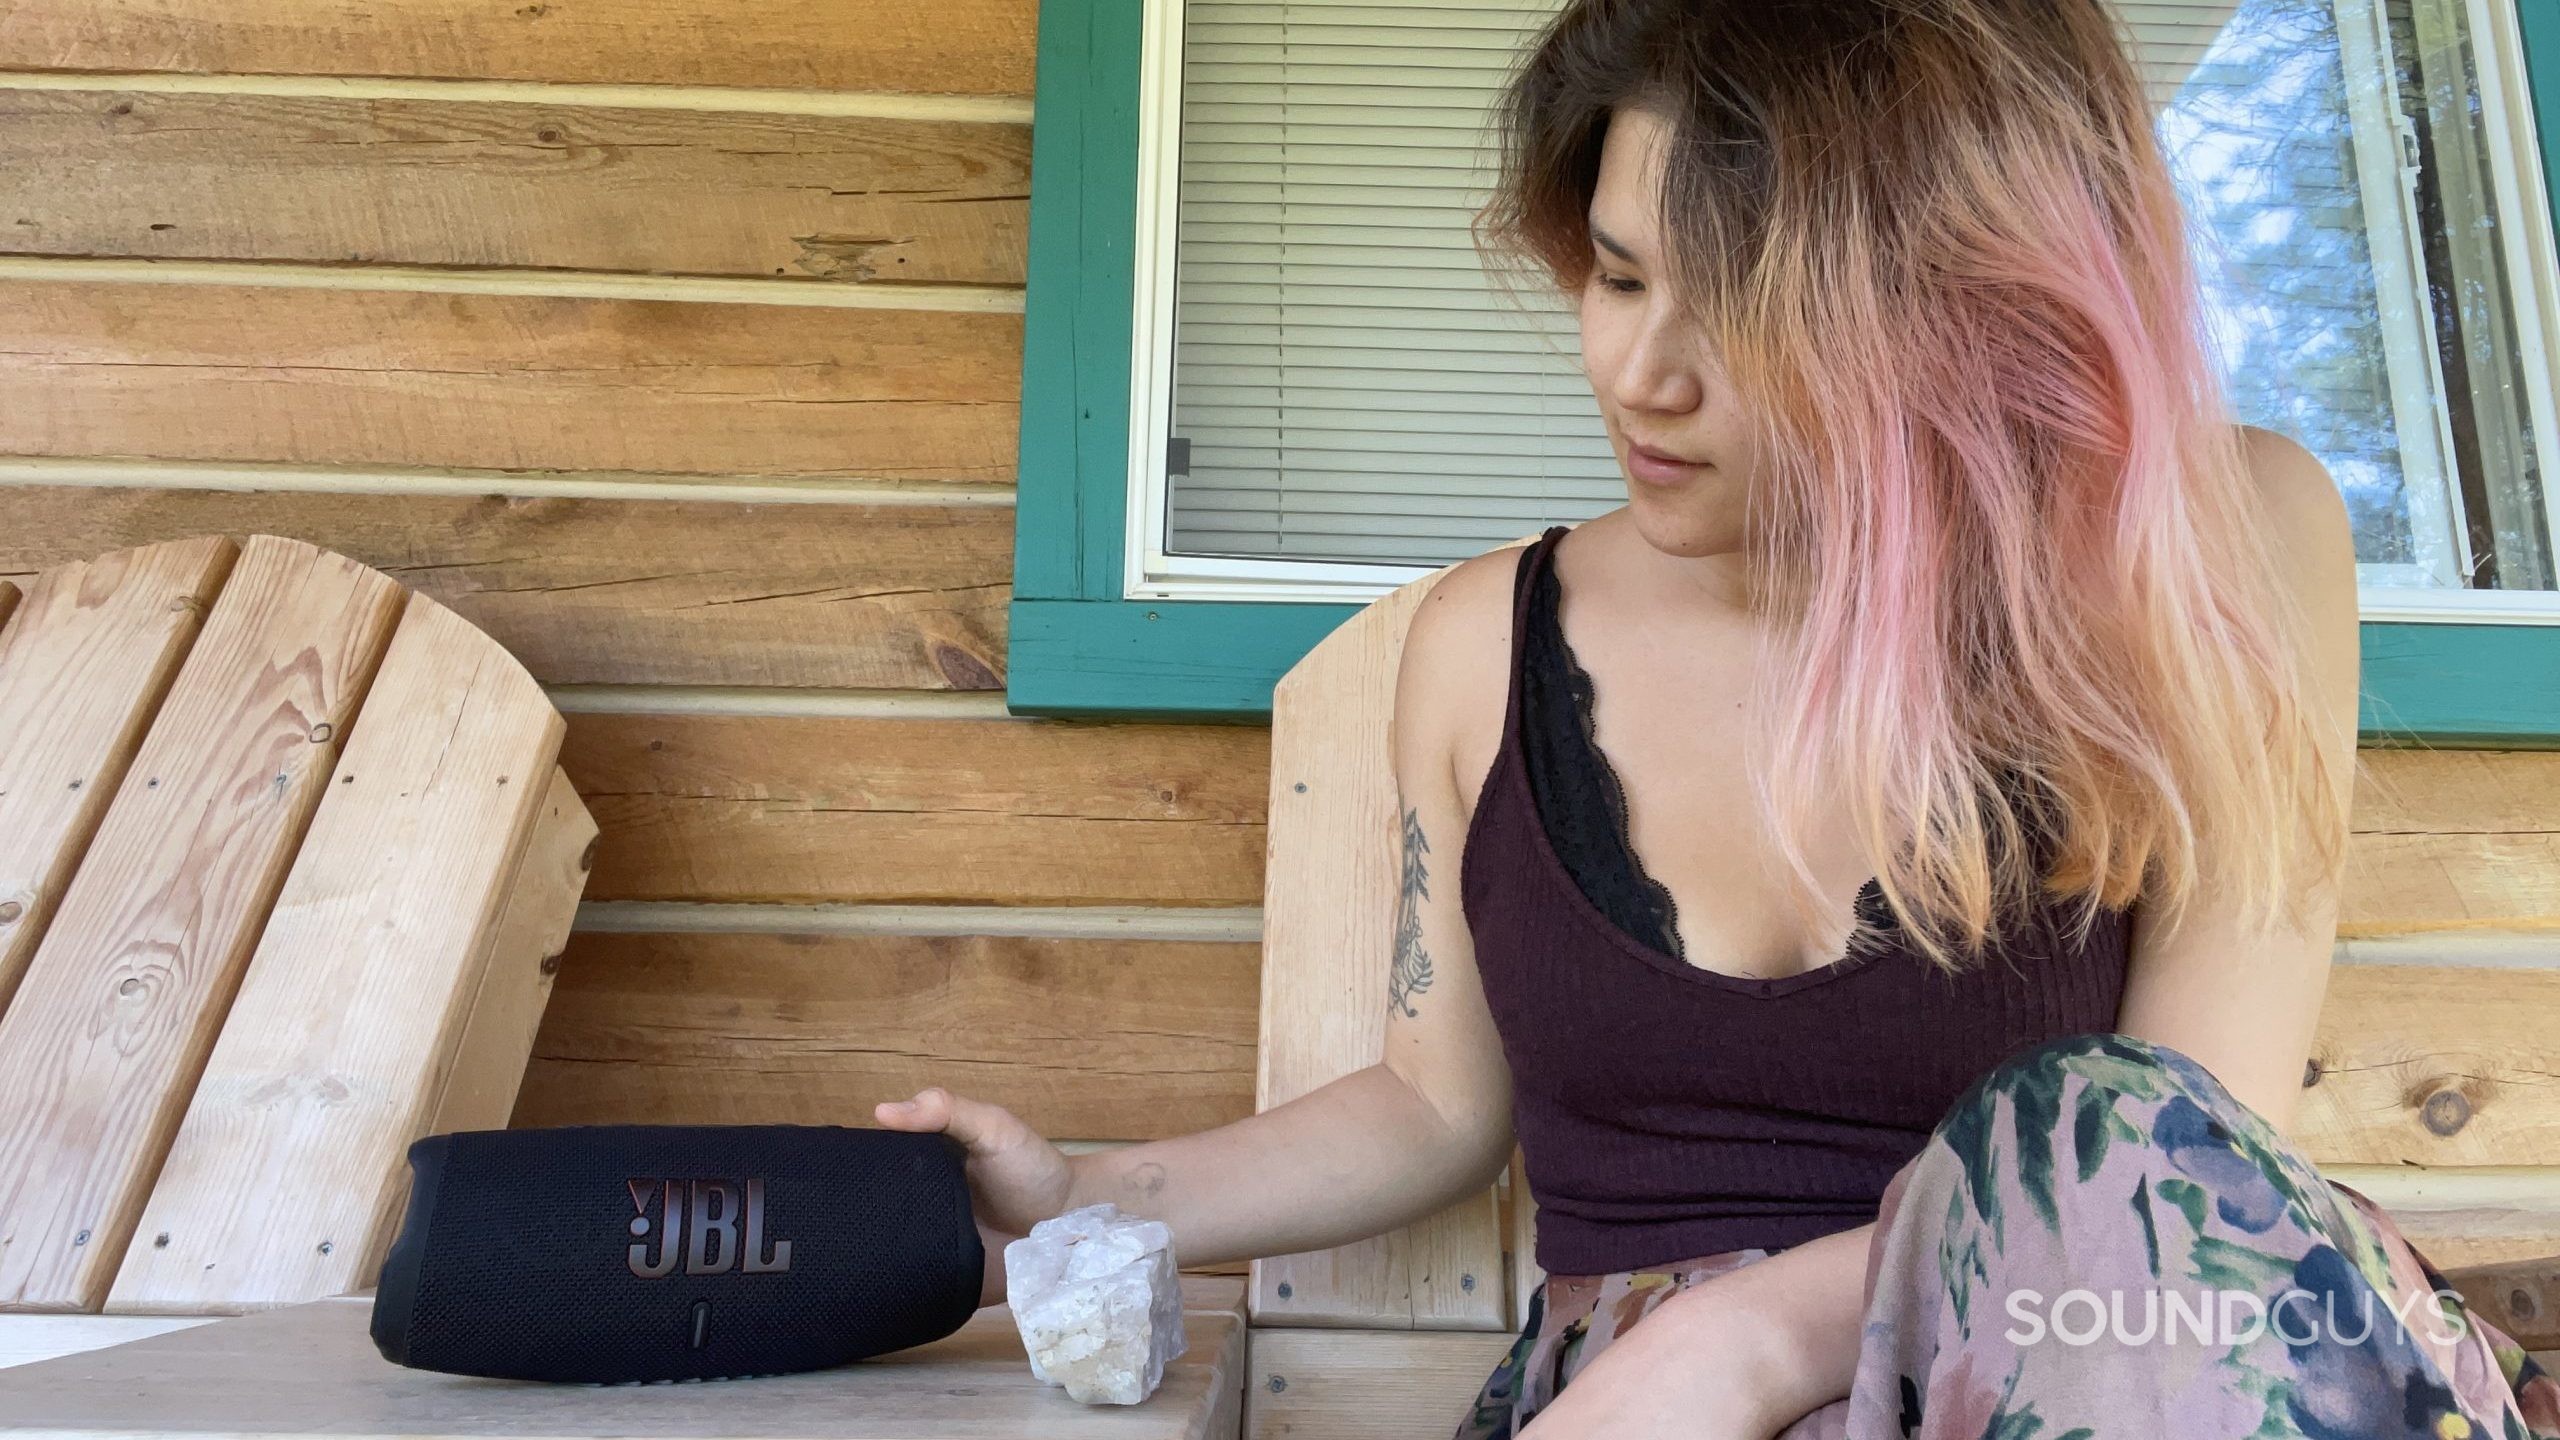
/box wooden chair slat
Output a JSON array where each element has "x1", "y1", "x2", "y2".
[
  {"x1": 1245, "y1": 1329, "x2": 1515, "y2": 1440},
  {"x1": 108, "y1": 592, "x2": 579, "y2": 1313},
  {"x1": 0, "y1": 537, "x2": 235, "y2": 1018},
  {"x1": 1253, "y1": 555, "x2": 1508, "y2": 1332},
  {"x1": 424, "y1": 766, "x2": 595, "y2": 1140},
  {"x1": 1504, "y1": 1152, "x2": 1539, "y2": 1326},
  {"x1": 0, "y1": 535, "x2": 406, "y2": 1312}
]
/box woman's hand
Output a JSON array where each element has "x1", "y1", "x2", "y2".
[
  {"x1": 1511, "y1": 1285, "x2": 1796, "y2": 1440},
  {"x1": 875, "y1": 1086, "x2": 1082, "y2": 1307},
  {"x1": 1517, "y1": 1222, "x2": 1872, "y2": 1438}
]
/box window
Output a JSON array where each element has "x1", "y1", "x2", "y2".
[
  {"x1": 1130, "y1": 0, "x2": 2560, "y2": 621},
  {"x1": 1011, "y1": 0, "x2": 2560, "y2": 730},
  {"x1": 2166, "y1": 0, "x2": 2558, "y2": 618}
]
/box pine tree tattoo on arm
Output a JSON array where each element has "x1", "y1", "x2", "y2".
[{"x1": 1388, "y1": 806, "x2": 1435, "y2": 1018}]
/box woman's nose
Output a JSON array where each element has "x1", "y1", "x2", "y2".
[{"x1": 1608, "y1": 306, "x2": 1706, "y2": 417}]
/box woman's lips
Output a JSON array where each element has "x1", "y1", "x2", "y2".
[{"x1": 1626, "y1": 441, "x2": 1708, "y2": 485}]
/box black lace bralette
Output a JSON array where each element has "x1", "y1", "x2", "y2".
[
  {"x1": 1514, "y1": 533, "x2": 1905, "y2": 961},
  {"x1": 1515, "y1": 538, "x2": 1695, "y2": 958}
]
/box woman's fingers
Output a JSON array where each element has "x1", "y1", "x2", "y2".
[
  {"x1": 874, "y1": 1086, "x2": 1075, "y2": 1233},
  {"x1": 875, "y1": 1086, "x2": 1029, "y2": 1154}
]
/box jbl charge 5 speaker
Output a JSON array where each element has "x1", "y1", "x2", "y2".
[{"x1": 370, "y1": 1125, "x2": 984, "y2": 1383}]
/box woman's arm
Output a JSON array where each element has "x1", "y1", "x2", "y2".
[
  {"x1": 2110, "y1": 426, "x2": 2361, "y2": 1131},
  {"x1": 1510, "y1": 1218, "x2": 1871, "y2": 1437},
  {"x1": 1063, "y1": 548, "x2": 1524, "y2": 1268},
  {"x1": 1589, "y1": 428, "x2": 2363, "y2": 1432}
]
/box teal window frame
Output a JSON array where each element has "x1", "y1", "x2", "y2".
[{"x1": 1010, "y1": 0, "x2": 2560, "y2": 743}]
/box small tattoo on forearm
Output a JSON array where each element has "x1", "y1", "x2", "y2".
[
  {"x1": 1388, "y1": 806, "x2": 1435, "y2": 1018},
  {"x1": 1123, "y1": 1161, "x2": 1168, "y2": 1202}
]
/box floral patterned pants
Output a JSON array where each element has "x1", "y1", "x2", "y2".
[{"x1": 1455, "y1": 1032, "x2": 2560, "y2": 1439}]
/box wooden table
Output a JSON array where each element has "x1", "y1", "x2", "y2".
[{"x1": 0, "y1": 1277, "x2": 1247, "y2": 1440}]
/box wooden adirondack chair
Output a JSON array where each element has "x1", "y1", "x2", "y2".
[
  {"x1": 0, "y1": 535, "x2": 1253, "y2": 1438},
  {"x1": 0, "y1": 534, "x2": 596, "y2": 1350},
  {"x1": 1244, "y1": 546, "x2": 2560, "y2": 1436}
]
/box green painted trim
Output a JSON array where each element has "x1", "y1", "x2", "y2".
[
  {"x1": 2360, "y1": 621, "x2": 2560, "y2": 746},
  {"x1": 1009, "y1": 598, "x2": 1359, "y2": 720},
  {"x1": 1006, "y1": 0, "x2": 2560, "y2": 740},
  {"x1": 1014, "y1": 0, "x2": 1141, "y2": 607},
  {"x1": 1002, "y1": 608, "x2": 2560, "y2": 736}
]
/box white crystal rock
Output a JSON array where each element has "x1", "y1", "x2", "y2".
[{"x1": 1003, "y1": 1202, "x2": 1187, "y2": 1405}]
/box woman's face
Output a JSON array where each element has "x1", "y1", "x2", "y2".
[{"x1": 1578, "y1": 104, "x2": 1760, "y2": 560}]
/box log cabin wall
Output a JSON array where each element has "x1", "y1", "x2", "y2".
[
  {"x1": 1, "y1": 2, "x2": 2556, "y2": 1305},
  {"x1": 0, "y1": 4, "x2": 1269, "y2": 1196}
]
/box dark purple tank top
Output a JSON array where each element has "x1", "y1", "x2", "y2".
[{"x1": 1460, "y1": 525, "x2": 2134, "y2": 1276}]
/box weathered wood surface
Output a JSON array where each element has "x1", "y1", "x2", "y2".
[
  {"x1": 0, "y1": 1315, "x2": 213, "y2": 1371},
  {"x1": 2341, "y1": 748, "x2": 2560, "y2": 936},
  {"x1": 108, "y1": 591, "x2": 580, "y2": 1313},
  {"x1": 0, "y1": 537, "x2": 232, "y2": 1016},
  {"x1": 0, "y1": 282, "x2": 1019, "y2": 482},
  {"x1": 0, "y1": 1282, "x2": 1247, "y2": 1440},
  {"x1": 515, "y1": 932, "x2": 1259, "y2": 1140},
  {"x1": 0, "y1": 487, "x2": 1012, "y2": 691},
  {"x1": 0, "y1": 90, "x2": 1029, "y2": 286},
  {"x1": 563, "y1": 714, "x2": 1268, "y2": 907},
  {"x1": 2300, "y1": 963, "x2": 2560, "y2": 1166},
  {"x1": 0, "y1": 0, "x2": 1040, "y2": 96},
  {"x1": 0, "y1": 537, "x2": 405, "y2": 1312}
]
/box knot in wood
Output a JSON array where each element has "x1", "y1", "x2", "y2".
[{"x1": 2420, "y1": 1088, "x2": 2472, "y2": 1137}]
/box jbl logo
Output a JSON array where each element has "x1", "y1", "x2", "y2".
[{"x1": 625, "y1": 1178, "x2": 794, "y2": 1277}]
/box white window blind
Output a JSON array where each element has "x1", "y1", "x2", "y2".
[
  {"x1": 1166, "y1": 1, "x2": 1612, "y2": 567},
  {"x1": 1156, "y1": 0, "x2": 2556, "y2": 595}
]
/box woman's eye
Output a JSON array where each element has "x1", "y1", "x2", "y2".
[{"x1": 1595, "y1": 273, "x2": 1643, "y2": 295}]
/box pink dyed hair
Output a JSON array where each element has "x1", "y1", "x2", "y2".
[{"x1": 1473, "y1": 0, "x2": 2351, "y2": 970}]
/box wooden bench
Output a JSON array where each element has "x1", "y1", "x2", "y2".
[
  {"x1": 1245, "y1": 552, "x2": 2560, "y2": 1436},
  {"x1": 0, "y1": 534, "x2": 593, "y2": 1346},
  {"x1": 0, "y1": 1278, "x2": 1250, "y2": 1440}
]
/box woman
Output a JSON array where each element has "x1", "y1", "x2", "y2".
[{"x1": 881, "y1": 2, "x2": 2560, "y2": 1435}]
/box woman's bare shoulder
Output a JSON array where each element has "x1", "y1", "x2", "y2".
[
  {"x1": 1392, "y1": 538, "x2": 1532, "y2": 803},
  {"x1": 2235, "y1": 425, "x2": 2358, "y2": 654},
  {"x1": 2237, "y1": 424, "x2": 2353, "y2": 573}
]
